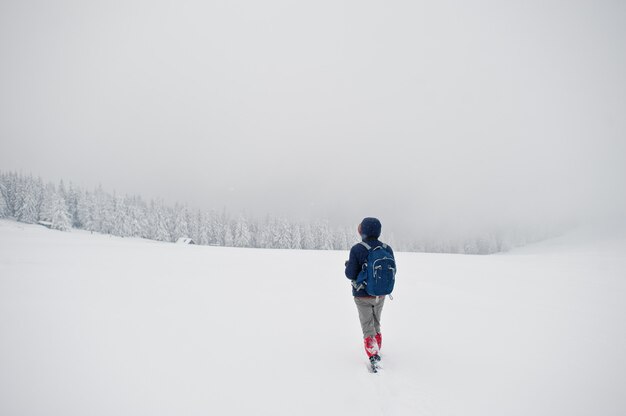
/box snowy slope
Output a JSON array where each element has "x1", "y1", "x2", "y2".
[{"x1": 1, "y1": 219, "x2": 625, "y2": 416}]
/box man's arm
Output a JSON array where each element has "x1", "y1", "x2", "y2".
[{"x1": 345, "y1": 245, "x2": 361, "y2": 280}]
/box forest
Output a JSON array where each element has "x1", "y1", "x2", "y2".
[{"x1": 0, "y1": 171, "x2": 564, "y2": 254}]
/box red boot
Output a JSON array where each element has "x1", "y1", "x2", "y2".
[
  {"x1": 375, "y1": 333, "x2": 382, "y2": 350},
  {"x1": 364, "y1": 336, "x2": 379, "y2": 358}
]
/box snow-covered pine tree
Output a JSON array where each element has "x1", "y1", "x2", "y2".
[
  {"x1": 65, "y1": 183, "x2": 82, "y2": 228},
  {"x1": 256, "y1": 216, "x2": 272, "y2": 248},
  {"x1": 475, "y1": 233, "x2": 498, "y2": 254},
  {"x1": 16, "y1": 175, "x2": 41, "y2": 223},
  {"x1": 189, "y1": 210, "x2": 203, "y2": 244},
  {"x1": 126, "y1": 195, "x2": 147, "y2": 238},
  {"x1": 58, "y1": 180, "x2": 67, "y2": 202},
  {"x1": 446, "y1": 239, "x2": 462, "y2": 254},
  {"x1": 275, "y1": 218, "x2": 292, "y2": 249},
  {"x1": 160, "y1": 205, "x2": 173, "y2": 241},
  {"x1": 332, "y1": 227, "x2": 349, "y2": 250},
  {"x1": 77, "y1": 190, "x2": 95, "y2": 232},
  {"x1": 204, "y1": 210, "x2": 220, "y2": 245},
  {"x1": 233, "y1": 214, "x2": 251, "y2": 247},
  {"x1": 148, "y1": 199, "x2": 171, "y2": 241},
  {"x1": 301, "y1": 224, "x2": 314, "y2": 250},
  {"x1": 196, "y1": 211, "x2": 210, "y2": 245},
  {"x1": 0, "y1": 184, "x2": 6, "y2": 218},
  {"x1": 247, "y1": 218, "x2": 260, "y2": 248},
  {"x1": 171, "y1": 204, "x2": 190, "y2": 241},
  {"x1": 112, "y1": 195, "x2": 131, "y2": 237},
  {"x1": 90, "y1": 186, "x2": 108, "y2": 234},
  {"x1": 146, "y1": 201, "x2": 159, "y2": 240},
  {"x1": 290, "y1": 223, "x2": 302, "y2": 249},
  {"x1": 464, "y1": 239, "x2": 479, "y2": 255},
  {"x1": 312, "y1": 220, "x2": 334, "y2": 250},
  {"x1": 223, "y1": 221, "x2": 234, "y2": 246},
  {"x1": 39, "y1": 182, "x2": 71, "y2": 231},
  {"x1": 496, "y1": 232, "x2": 512, "y2": 252},
  {"x1": 0, "y1": 171, "x2": 15, "y2": 217},
  {"x1": 0, "y1": 171, "x2": 9, "y2": 217},
  {"x1": 100, "y1": 190, "x2": 116, "y2": 235},
  {"x1": 185, "y1": 208, "x2": 198, "y2": 242}
]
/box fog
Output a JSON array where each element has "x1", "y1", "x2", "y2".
[{"x1": 1, "y1": 0, "x2": 625, "y2": 241}]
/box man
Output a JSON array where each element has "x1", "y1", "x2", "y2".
[{"x1": 345, "y1": 217, "x2": 395, "y2": 366}]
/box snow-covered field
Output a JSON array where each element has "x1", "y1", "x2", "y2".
[{"x1": 1, "y1": 219, "x2": 625, "y2": 416}]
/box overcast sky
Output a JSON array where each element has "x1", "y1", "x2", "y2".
[{"x1": 1, "y1": 0, "x2": 625, "y2": 239}]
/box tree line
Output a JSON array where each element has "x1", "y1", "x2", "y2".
[
  {"x1": 0, "y1": 171, "x2": 567, "y2": 253},
  {"x1": 0, "y1": 171, "x2": 356, "y2": 250}
]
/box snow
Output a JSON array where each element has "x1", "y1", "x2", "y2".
[{"x1": 1, "y1": 219, "x2": 625, "y2": 416}]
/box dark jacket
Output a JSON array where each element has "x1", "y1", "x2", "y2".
[{"x1": 344, "y1": 218, "x2": 395, "y2": 297}]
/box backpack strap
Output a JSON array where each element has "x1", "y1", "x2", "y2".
[
  {"x1": 359, "y1": 242, "x2": 372, "y2": 250},
  {"x1": 358, "y1": 241, "x2": 372, "y2": 273}
]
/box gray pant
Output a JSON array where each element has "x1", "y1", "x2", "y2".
[{"x1": 354, "y1": 296, "x2": 385, "y2": 338}]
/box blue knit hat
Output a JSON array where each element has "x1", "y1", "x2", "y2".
[{"x1": 360, "y1": 217, "x2": 381, "y2": 239}]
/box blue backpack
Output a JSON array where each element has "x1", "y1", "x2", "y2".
[{"x1": 355, "y1": 242, "x2": 396, "y2": 296}]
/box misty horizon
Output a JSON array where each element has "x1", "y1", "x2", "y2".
[{"x1": 1, "y1": 1, "x2": 625, "y2": 243}]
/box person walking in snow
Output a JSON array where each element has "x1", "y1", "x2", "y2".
[{"x1": 345, "y1": 217, "x2": 396, "y2": 369}]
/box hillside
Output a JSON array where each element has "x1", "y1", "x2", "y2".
[{"x1": 1, "y1": 219, "x2": 625, "y2": 416}]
